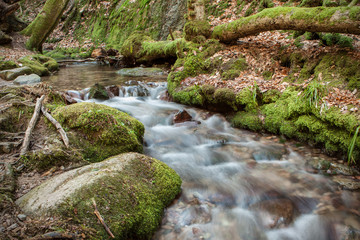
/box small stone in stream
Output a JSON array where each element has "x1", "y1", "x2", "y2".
[
  {"x1": 332, "y1": 176, "x2": 360, "y2": 190},
  {"x1": 91, "y1": 48, "x2": 107, "y2": 58},
  {"x1": 105, "y1": 85, "x2": 120, "y2": 97},
  {"x1": 89, "y1": 83, "x2": 109, "y2": 100},
  {"x1": 173, "y1": 110, "x2": 192, "y2": 123},
  {"x1": 17, "y1": 214, "x2": 27, "y2": 221}
]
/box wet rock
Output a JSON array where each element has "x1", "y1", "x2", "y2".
[
  {"x1": 13, "y1": 74, "x2": 41, "y2": 85},
  {"x1": 16, "y1": 153, "x2": 182, "y2": 239},
  {"x1": 330, "y1": 163, "x2": 360, "y2": 176},
  {"x1": 250, "y1": 198, "x2": 297, "y2": 228},
  {"x1": 308, "y1": 157, "x2": 331, "y2": 170},
  {"x1": 252, "y1": 145, "x2": 286, "y2": 161},
  {"x1": 17, "y1": 214, "x2": 26, "y2": 221},
  {"x1": 332, "y1": 176, "x2": 360, "y2": 190},
  {"x1": 89, "y1": 83, "x2": 109, "y2": 100},
  {"x1": 173, "y1": 110, "x2": 193, "y2": 123},
  {"x1": 91, "y1": 48, "x2": 107, "y2": 58},
  {"x1": 0, "y1": 66, "x2": 33, "y2": 81},
  {"x1": 105, "y1": 85, "x2": 120, "y2": 97},
  {"x1": 117, "y1": 67, "x2": 165, "y2": 77}
]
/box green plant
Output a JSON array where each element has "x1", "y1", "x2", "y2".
[
  {"x1": 347, "y1": 125, "x2": 360, "y2": 164},
  {"x1": 252, "y1": 81, "x2": 260, "y2": 104},
  {"x1": 300, "y1": 80, "x2": 328, "y2": 108}
]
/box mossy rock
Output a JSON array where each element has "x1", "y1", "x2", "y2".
[
  {"x1": 18, "y1": 55, "x2": 59, "y2": 76},
  {"x1": 89, "y1": 83, "x2": 109, "y2": 100},
  {"x1": 16, "y1": 153, "x2": 182, "y2": 239},
  {"x1": 53, "y1": 102, "x2": 144, "y2": 163},
  {"x1": 0, "y1": 60, "x2": 18, "y2": 71},
  {"x1": 232, "y1": 111, "x2": 264, "y2": 132},
  {"x1": 221, "y1": 58, "x2": 247, "y2": 80}
]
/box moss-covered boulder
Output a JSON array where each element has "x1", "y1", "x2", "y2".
[
  {"x1": 0, "y1": 60, "x2": 18, "y2": 71},
  {"x1": 0, "y1": 66, "x2": 33, "y2": 81},
  {"x1": 53, "y1": 102, "x2": 144, "y2": 163},
  {"x1": 18, "y1": 55, "x2": 59, "y2": 76},
  {"x1": 89, "y1": 83, "x2": 109, "y2": 100},
  {"x1": 16, "y1": 153, "x2": 182, "y2": 239}
]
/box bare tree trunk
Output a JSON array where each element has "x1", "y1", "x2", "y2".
[
  {"x1": 22, "y1": 0, "x2": 70, "y2": 52},
  {"x1": 212, "y1": 7, "x2": 360, "y2": 43}
]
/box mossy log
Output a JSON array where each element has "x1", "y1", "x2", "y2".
[
  {"x1": 22, "y1": 0, "x2": 70, "y2": 51},
  {"x1": 212, "y1": 7, "x2": 360, "y2": 43}
]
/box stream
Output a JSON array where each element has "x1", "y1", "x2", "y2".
[{"x1": 44, "y1": 64, "x2": 360, "y2": 240}]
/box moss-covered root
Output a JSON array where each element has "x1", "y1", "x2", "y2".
[
  {"x1": 53, "y1": 102, "x2": 145, "y2": 163},
  {"x1": 212, "y1": 6, "x2": 360, "y2": 43}
]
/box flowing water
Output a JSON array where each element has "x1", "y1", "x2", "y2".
[{"x1": 44, "y1": 64, "x2": 360, "y2": 240}]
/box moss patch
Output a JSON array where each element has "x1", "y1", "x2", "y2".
[
  {"x1": 0, "y1": 61, "x2": 18, "y2": 71},
  {"x1": 53, "y1": 102, "x2": 145, "y2": 163},
  {"x1": 18, "y1": 55, "x2": 58, "y2": 76}
]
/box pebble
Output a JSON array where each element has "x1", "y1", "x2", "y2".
[
  {"x1": 0, "y1": 226, "x2": 4, "y2": 232},
  {"x1": 17, "y1": 214, "x2": 27, "y2": 221}
]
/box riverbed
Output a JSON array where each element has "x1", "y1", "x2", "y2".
[{"x1": 43, "y1": 64, "x2": 360, "y2": 240}]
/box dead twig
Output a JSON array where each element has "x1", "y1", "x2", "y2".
[
  {"x1": 20, "y1": 95, "x2": 45, "y2": 156},
  {"x1": 41, "y1": 106, "x2": 69, "y2": 148},
  {"x1": 92, "y1": 198, "x2": 115, "y2": 239}
]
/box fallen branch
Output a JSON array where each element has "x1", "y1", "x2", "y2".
[
  {"x1": 20, "y1": 95, "x2": 45, "y2": 156},
  {"x1": 92, "y1": 198, "x2": 115, "y2": 239},
  {"x1": 41, "y1": 106, "x2": 69, "y2": 148}
]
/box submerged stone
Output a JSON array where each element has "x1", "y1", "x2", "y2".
[
  {"x1": 16, "y1": 153, "x2": 182, "y2": 239},
  {"x1": 117, "y1": 67, "x2": 165, "y2": 77},
  {"x1": 89, "y1": 83, "x2": 109, "y2": 100}
]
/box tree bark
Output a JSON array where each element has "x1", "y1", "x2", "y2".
[
  {"x1": 212, "y1": 7, "x2": 360, "y2": 43},
  {"x1": 22, "y1": 0, "x2": 70, "y2": 52},
  {"x1": 349, "y1": 0, "x2": 359, "y2": 7}
]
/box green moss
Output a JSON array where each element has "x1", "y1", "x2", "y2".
[
  {"x1": 221, "y1": 58, "x2": 247, "y2": 80},
  {"x1": 184, "y1": 20, "x2": 211, "y2": 43},
  {"x1": 214, "y1": 88, "x2": 237, "y2": 110},
  {"x1": 206, "y1": 0, "x2": 232, "y2": 17},
  {"x1": 58, "y1": 154, "x2": 182, "y2": 239},
  {"x1": 172, "y1": 86, "x2": 204, "y2": 106},
  {"x1": 231, "y1": 111, "x2": 263, "y2": 131},
  {"x1": 53, "y1": 102, "x2": 145, "y2": 163},
  {"x1": 18, "y1": 54, "x2": 58, "y2": 76},
  {"x1": 236, "y1": 88, "x2": 258, "y2": 112},
  {"x1": 0, "y1": 61, "x2": 18, "y2": 71},
  {"x1": 319, "y1": 33, "x2": 353, "y2": 48},
  {"x1": 262, "y1": 89, "x2": 281, "y2": 103}
]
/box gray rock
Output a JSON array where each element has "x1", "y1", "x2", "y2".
[
  {"x1": 16, "y1": 152, "x2": 181, "y2": 238},
  {"x1": 0, "y1": 66, "x2": 33, "y2": 81},
  {"x1": 117, "y1": 67, "x2": 165, "y2": 77},
  {"x1": 17, "y1": 214, "x2": 27, "y2": 221},
  {"x1": 13, "y1": 74, "x2": 41, "y2": 85},
  {"x1": 332, "y1": 176, "x2": 360, "y2": 190}
]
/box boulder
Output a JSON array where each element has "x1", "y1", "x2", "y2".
[
  {"x1": 53, "y1": 102, "x2": 144, "y2": 163},
  {"x1": 105, "y1": 85, "x2": 120, "y2": 97},
  {"x1": 117, "y1": 67, "x2": 165, "y2": 77},
  {"x1": 18, "y1": 55, "x2": 58, "y2": 76},
  {"x1": 106, "y1": 48, "x2": 119, "y2": 56},
  {"x1": 0, "y1": 60, "x2": 18, "y2": 71},
  {"x1": 16, "y1": 152, "x2": 182, "y2": 239},
  {"x1": 173, "y1": 109, "x2": 193, "y2": 123},
  {"x1": 13, "y1": 74, "x2": 41, "y2": 85},
  {"x1": 0, "y1": 66, "x2": 33, "y2": 81}
]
